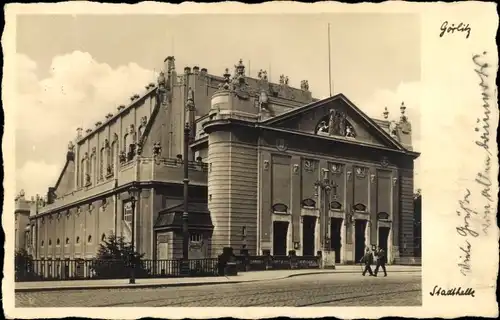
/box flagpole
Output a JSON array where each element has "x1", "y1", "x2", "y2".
[{"x1": 328, "y1": 23, "x2": 332, "y2": 97}]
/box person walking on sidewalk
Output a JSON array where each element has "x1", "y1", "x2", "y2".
[
  {"x1": 360, "y1": 248, "x2": 374, "y2": 276},
  {"x1": 374, "y1": 247, "x2": 387, "y2": 277}
]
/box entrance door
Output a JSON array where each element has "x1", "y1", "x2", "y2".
[
  {"x1": 330, "y1": 218, "x2": 343, "y2": 263},
  {"x1": 302, "y1": 216, "x2": 316, "y2": 256},
  {"x1": 273, "y1": 221, "x2": 289, "y2": 256},
  {"x1": 378, "y1": 227, "x2": 390, "y2": 253},
  {"x1": 354, "y1": 219, "x2": 367, "y2": 263}
]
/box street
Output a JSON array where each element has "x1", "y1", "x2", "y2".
[{"x1": 16, "y1": 271, "x2": 421, "y2": 307}]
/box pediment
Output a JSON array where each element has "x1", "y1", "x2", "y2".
[{"x1": 262, "y1": 94, "x2": 405, "y2": 151}]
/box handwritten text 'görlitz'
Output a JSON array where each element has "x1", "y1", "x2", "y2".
[{"x1": 455, "y1": 52, "x2": 493, "y2": 277}]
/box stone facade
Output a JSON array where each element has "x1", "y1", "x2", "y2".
[{"x1": 16, "y1": 56, "x2": 419, "y2": 264}]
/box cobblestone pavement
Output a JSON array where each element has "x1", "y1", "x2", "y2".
[{"x1": 16, "y1": 271, "x2": 421, "y2": 307}]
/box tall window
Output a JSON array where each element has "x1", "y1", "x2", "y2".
[
  {"x1": 123, "y1": 201, "x2": 133, "y2": 223},
  {"x1": 80, "y1": 159, "x2": 86, "y2": 187},
  {"x1": 110, "y1": 141, "x2": 117, "y2": 172},
  {"x1": 99, "y1": 148, "x2": 104, "y2": 180},
  {"x1": 123, "y1": 134, "x2": 128, "y2": 154},
  {"x1": 89, "y1": 154, "x2": 95, "y2": 184}
]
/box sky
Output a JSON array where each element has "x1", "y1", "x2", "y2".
[{"x1": 15, "y1": 13, "x2": 421, "y2": 198}]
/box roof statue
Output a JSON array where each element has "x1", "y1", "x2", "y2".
[
  {"x1": 258, "y1": 69, "x2": 268, "y2": 81},
  {"x1": 157, "y1": 71, "x2": 166, "y2": 89},
  {"x1": 300, "y1": 80, "x2": 309, "y2": 91},
  {"x1": 279, "y1": 74, "x2": 289, "y2": 86},
  {"x1": 383, "y1": 106, "x2": 389, "y2": 119},
  {"x1": 68, "y1": 141, "x2": 75, "y2": 153}
]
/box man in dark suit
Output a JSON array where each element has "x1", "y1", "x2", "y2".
[
  {"x1": 374, "y1": 247, "x2": 387, "y2": 277},
  {"x1": 360, "y1": 248, "x2": 374, "y2": 276}
]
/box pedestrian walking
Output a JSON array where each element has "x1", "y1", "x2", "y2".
[
  {"x1": 360, "y1": 248, "x2": 374, "y2": 276},
  {"x1": 374, "y1": 247, "x2": 387, "y2": 277}
]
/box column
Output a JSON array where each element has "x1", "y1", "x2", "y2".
[{"x1": 299, "y1": 215, "x2": 304, "y2": 256}]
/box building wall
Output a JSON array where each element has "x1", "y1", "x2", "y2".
[{"x1": 207, "y1": 131, "x2": 231, "y2": 254}]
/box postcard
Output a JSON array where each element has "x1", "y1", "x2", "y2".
[{"x1": 2, "y1": 1, "x2": 498, "y2": 319}]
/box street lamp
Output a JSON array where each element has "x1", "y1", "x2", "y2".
[
  {"x1": 128, "y1": 183, "x2": 139, "y2": 284},
  {"x1": 314, "y1": 168, "x2": 338, "y2": 252},
  {"x1": 181, "y1": 122, "x2": 191, "y2": 275}
]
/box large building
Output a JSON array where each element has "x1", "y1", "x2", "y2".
[{"x1": 15, "y1": 56, "x2": 419, "y2": 264}]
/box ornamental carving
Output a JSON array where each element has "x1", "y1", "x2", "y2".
[
  {"x1": 316, "y1": 109, "x2": 356, "y2": 138},
  {"x1": 129, "y1": 124, "x2": 135, "y2": 135},
  {"x1": 393, "y1": 177, "x2": 398, "y2": 186},
  {"x1": 303, "y1": 160, "x2": 315, "y2": 172},
  {"x1": 257, "y1": 69, "x2": 268, "y2": 81},
  {"x1": 263, "y1": 160, "x2": 270, "y2": 171},
  {"x1": 272, "y1": 203, "x2": 288, "y2": 213},
  {"x1": 301, "y1": 198, "x2": 316, "y2": 208},
  {"x1": 113, "y1": 133, "x2": 119, "y2": 142},
  {"x1": 57, "y1": 212, "x2": 61, "y2": 220},
  {"x1": 119, "y1": 151, "x2": 127, "y2": 163},
  {"x1": 370, "y1": 174, "x2": 376, "y2": 183},
  {"x1": 354, "y1": 167, "x2": 367, "y2": 178},
  {"x1": 330, "y1": 163, "x2": 343, "y2": 174},
  {"x1": 300, "y1": 80, "x2": 309, "y2": 91},
  {"x1": 231, "y1": 59, "x2": 250, "y2": 100},
  {"x1": 153, "y1": 142, "x2": 162, "y2": 157},
  {"x1": 381, "y1": 157, "x2": 389, "y2": 167},
  {"x1": 68, "y1": 141, "x2": 75, "y2": 153},
  {"x1": 279, "y1": 75, "x2": 289, "y2": 86},
  {"x1": 292, "y1": 164, "x2": 299, "y2": 174},
  {"x1": 103, "y1": 139, "x2": 110, "y2": 149},
  {"x1": 91, "y1": 147, "x2": 97, "y2": 155},
  {"x1": 85, "y1": 174, "x2": 91, "y2": 185},
  {"x1": 353, "y1": 203, "x2": 367, "y2": 212},
  {"x1": 276, "y1": 138, "x2": 287, "y2": 152},
  {"x1": 377, "y1": 212, "x2": 390, "y2": 220},
  {"x1": 330, "y1": 201, "x2": 342, "y2": 210},
  {"x1": 106, "y1": 164, "x2": 113, "y2": 176},
  {"x1": 140, "y1": 116, "x2": 147, "y2": 127}
]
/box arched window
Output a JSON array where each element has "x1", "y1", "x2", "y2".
[
  {"x1": 65, "y1": 237, "x2": 70, "y2": 245},
  {"x1": 89, "y1": 154, "x2": 96, "y2": 184},
  {"x1": 76, "y1": 236, "x2": 80, "y2": 244},
  {"x1": 87, "y1": 235, "x2": 92, "y2": 243},
  {"x1": 110, "y1": 141, "x2": 116, "y2": 172},
  {"x1": 48, "y1": 239, "x2": 52, "y2": 246},
  {"x1": 99, "y1": 147, "x2": 105, "y2": 180},
  {"x1": 56, "y1": 238, "x2": 60, "y2": 246},
  {"x1": 80, "y1": 159, "x2": 85, "y2": 187},
  {"x1": 123, "y1": 134, "x2": 128, "y2": 154},
  {"x1": 101, "y1": 233, "x2": 106, "y2": 242}
]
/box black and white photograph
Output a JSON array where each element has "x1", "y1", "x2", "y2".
[{"x1": 2, "y1": 2, "x2": 498, "y2": 319}]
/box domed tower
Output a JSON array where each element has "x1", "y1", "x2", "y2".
[{"x1": 204, "y1": 63, "x2": 260, "y2": 256}]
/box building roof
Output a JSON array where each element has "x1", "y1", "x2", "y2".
[{"x1": 154, "y1": 202, "x2": 213, "y2": 230}]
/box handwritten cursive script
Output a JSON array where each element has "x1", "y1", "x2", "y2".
[
  {"x1": 440, "y1": 21, "x2": 471, "y2": 39},
  {"x1": 473, "y1": 51, "x2": 493, "y2": 236},
  {"x1": 456, "y1": 189, "x2": 478, "y2": 276},
  {"x1": 429, "y1": 285, "x2": 476, "y2": 298}
]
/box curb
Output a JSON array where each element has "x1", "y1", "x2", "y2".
[{"x1": 15, "y1": 269, "x2": 421, "y2": 293}]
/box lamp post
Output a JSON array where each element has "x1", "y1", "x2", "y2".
[
  {"x1": 128, "y1": 183, "x2": 138, "y2": 284},
  {"x1": 181, "y1": 122, "x2": 190, "y2": 275},
  {"x1": 314, "y1": 168, "x2": 338, "y2": 252}
]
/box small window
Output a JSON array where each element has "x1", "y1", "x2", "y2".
[
  {"x1": 189, "y1": 233, "x2": 202, "y2": 242},
  {"x1": 76, "y1": 236, "x2": 80, "y2": 244},
  {"x1": 88, "y1": 235, "x2": 92, "y2": 243},
  {"x1": 65, "y1": 238, "x2": 70, "y2": 245},
  {"x1": 101, "y1": 233, "x2": 106, "y2": 242},
  {"x1": 48, "y1": 239, "x2": 52, "y2": 246},
  {"x1": 41, "y1": 240, "x2": 44, "y2": 247},
  {"x1": 56, "y1": 238, "x2": 60, "y2": 246}
]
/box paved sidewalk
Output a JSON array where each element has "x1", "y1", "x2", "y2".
[{"x1": 15, "y1": 265, "x2": 421, "y2": 292}]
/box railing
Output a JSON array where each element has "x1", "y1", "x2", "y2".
[
  {"x1": 15, "y1": 255, "x2": 321, "y2": 282},
  {"x1": 15, "y1": 258, "x2": 219, "y2": 282}
]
